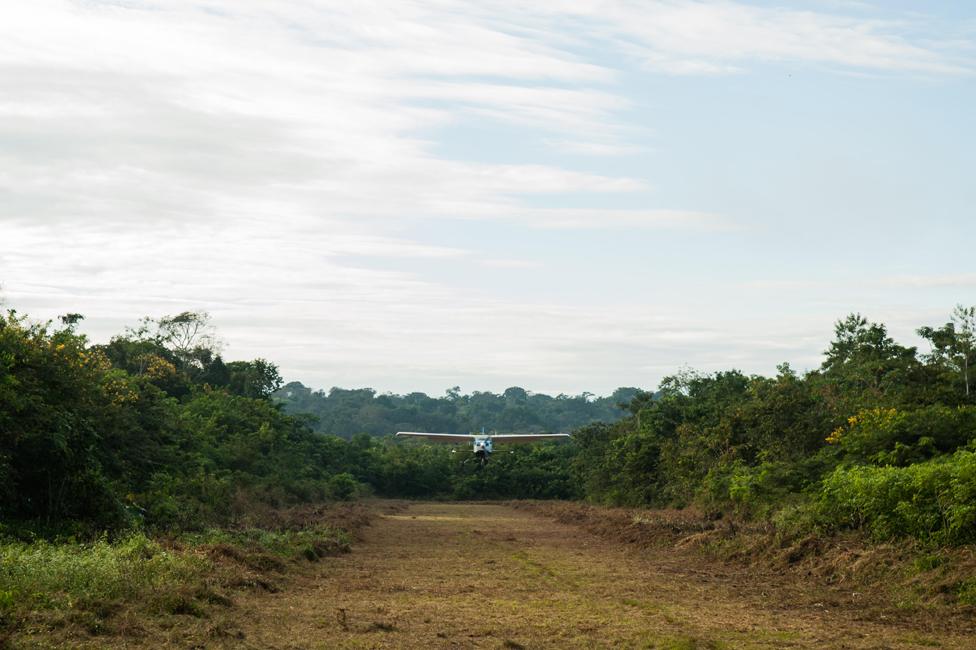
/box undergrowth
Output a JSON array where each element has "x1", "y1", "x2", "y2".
[
  {"x1": 0, "y1": 516, "x2": 357, "y2": 643},
  {"x1": 182, "y1": 524, "x2": 351, "y2": 561},
  {"x1": 0, "y1": 533, "x2": 206, "y2": 635}
]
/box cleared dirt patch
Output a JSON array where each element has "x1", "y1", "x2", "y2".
[
  {"x1": 52, "y1": 501, "x2": 975, "y2": 648},
  {"x1": 225, "y1": 503, "x2": 976, "y2": 648}
]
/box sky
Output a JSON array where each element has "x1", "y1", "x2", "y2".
[{"x1": 1, "y1": 1, "x2": 974, "y2": 396}]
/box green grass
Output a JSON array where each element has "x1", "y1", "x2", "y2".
[
  {"x1": 956, "y1": 578, "x2": 976, "y2": 606},
  {"x1": 913, "y1": 553, "x2": 945, "y2": 572},
  {"x1": 0, "y1": 533, "x2": 208, "y2": 634},
  {"x1": 0, "y1": 533, "x2": 205, "y2": 610},
  {"x1": 182, "y1": 524, "x2": 351, "y2": 561},
  {"x1": 619, "y1": 597, "x2": 685, "y2": 625},
  {"x1": 0, "y1": 523, "x2": 352, "y2": 640}
]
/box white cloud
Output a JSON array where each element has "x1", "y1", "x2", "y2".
[
  {"x1": 512, "y1": 208, "x2": 727, "y2": 230},
  {"x1": 0, "y1": 1, "x2": 971, "y2": 394},
  {"x1": 516, "y1": 1, "x2": 972, "y2": 76},
  {"x1": 884, "y1": 274, "x2": 976, "y2": 289},
  {"x1": 480, "y1": 259, "x2": 544, "y2": 269}
]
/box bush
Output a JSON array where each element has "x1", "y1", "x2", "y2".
[
  {"x1": 816, "y1": 451, "x2": 976, "y2": 544},
  {"x1": 724, "y1": 461, "x2": 800, "y2": 516},
  {"x1": 827, "y1": 406, "x2": 976, "y2": 466},
  {"x1": 326, "y1": 473, "x2": 361, "y2": 501},
  {"x1": 699, "y1": 453, "x2": 829, "y2": 518}
]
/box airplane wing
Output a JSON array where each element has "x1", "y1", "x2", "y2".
[
  {"x1": 489, "y1": 433, "x2": 572, "y2": 444},
  {"x1": 395, "y1": 432, "x2": 475, "y2": 443}
]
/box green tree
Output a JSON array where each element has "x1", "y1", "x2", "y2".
[
  {"x1": 918, "y1": 305, "x2": 976, "y2": 401},
  {"x1": 226, "y1": 359, "x2": 283, "y2": 398}
]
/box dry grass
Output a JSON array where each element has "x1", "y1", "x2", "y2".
[{"x1": 515, "y1": 501, "x2": 976, "y2": 628}]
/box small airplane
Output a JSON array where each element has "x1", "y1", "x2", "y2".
[{"x1": 395, "y1": 429, "x2": 571, "y2": 466}]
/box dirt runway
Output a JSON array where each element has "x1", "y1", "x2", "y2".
[{"x1": 225, "y1": 502, "x2": 972, "y2": 649}]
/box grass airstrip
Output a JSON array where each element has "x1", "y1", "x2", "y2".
[{"x1": 6, "y1": 501, "x2": 974, "y2": 649}]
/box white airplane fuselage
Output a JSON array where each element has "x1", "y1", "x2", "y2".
[{"x1": 473, "y1": 436, "x2": 493, "y2": 459}]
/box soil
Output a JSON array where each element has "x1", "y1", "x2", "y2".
[{"x1": 58, "y1": 501, "x2": 976, "y2": 648}]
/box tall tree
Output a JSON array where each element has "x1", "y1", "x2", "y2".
[
  {"x1": 155, "y1": 311, "x2": 221, "y2": 373},
  {"x1": 821, "y1": 313, "x2": 918, "y2": 405},
  {"x1": 918, "y1": 304, "x2": 976, "y2": 400}
]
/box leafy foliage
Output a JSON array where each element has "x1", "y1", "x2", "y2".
[
  {"x1": 572, "y1": 309, "x2": 976, "y2": 544},
  {"x1": 817, "y1": 451, "x2": 976, "y2": 544}
]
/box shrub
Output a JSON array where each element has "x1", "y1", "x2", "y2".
[
  {"x1": 827, "y1": 406, "x2": 976, "y2": 465},
  {"x1": 816, "y1": 451, "x2": 976, "y2": 544},
  {"x1": 327, "y1": 473, "x2": 361, "y2": 501}
]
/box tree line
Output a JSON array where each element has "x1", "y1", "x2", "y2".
[
  {"x1": 273, "y1": 382, "x2": 638, "y2": 438},
  {"x1": 2, "y1": 305, "x2": 975, "y2": 546}
]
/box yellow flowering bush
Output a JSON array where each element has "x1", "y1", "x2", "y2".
[{"x1": 827, "y1": 405, "x2": 975, "y2": 465}]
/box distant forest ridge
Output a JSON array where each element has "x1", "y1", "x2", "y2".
[{"x1": 273, "y1": 383, "x2": 642, "y2": 438}]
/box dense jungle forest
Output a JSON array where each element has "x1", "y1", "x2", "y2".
[
  {"x1": 273, "y1": 382, "x2": 637, "y2": 438},
  {"x1": 1, "y1": 305, "x2": 975, "y2": 546}
]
